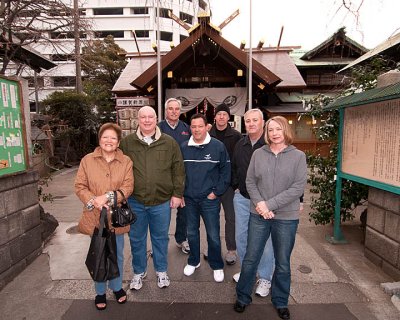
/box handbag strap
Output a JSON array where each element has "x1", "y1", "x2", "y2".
[
  {"x1": 117, "y1": 189, "x2": 128, "y2": 202},
  {"x1": 113, "y1": 191, "x2": 118, "y2": 208},
  {"x1": 99, "y1": 207, "x2": 108, "y2": 233},
  {"x1": 113, "y1": 189, "x2": 127, "y2": 206}
]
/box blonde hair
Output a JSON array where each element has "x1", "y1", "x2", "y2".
[{"x1": 264, "y1": 116, "x2": 293, "y2": 145}]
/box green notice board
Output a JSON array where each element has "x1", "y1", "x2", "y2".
[{"x1": 0, "y1": 76, "x2": 28, "y2": 177}]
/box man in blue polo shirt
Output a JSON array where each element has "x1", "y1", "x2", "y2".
[{"x1": 159, "y1": 98, "x2": 191, "y2": 254}]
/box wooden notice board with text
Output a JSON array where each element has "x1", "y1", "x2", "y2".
[
  {"x1": 342, "y1": 98, "x2": 400, "y2": 187},
  {"x1": 0, "y1": 77, "x2": 28, "y2": 177}
]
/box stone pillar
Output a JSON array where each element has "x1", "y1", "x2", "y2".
[
  {"x1": 0, "y1": 171, "x2": 41, "y2": 290},
  {"x1": 365, "y1": 188, "x2": 400, "y2": 280}
]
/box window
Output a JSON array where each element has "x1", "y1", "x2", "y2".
[
  {"x1": 179, "y1": 12, "x2": 193, "y2": 24},
  {"x1": 93, "y1": 8, "x2": 123, "y2": 15},
  {"x1": 14, "y1": 33, "x2": 36, "y2": 41},
  {"x1": 47, "y1": 9, "x2": 70, "y2": 17},
  {"x1": 50, "y1": 32, "x2": 85, "y2": 39},
  {"x1": 180, "y1": 35, "x2": 188, "y2": 42},
  {"x1": 159, "y1": 8, "x2": 171, "y2": 18},
  {"x1": 24, "y1": 77, "x2": 44, "y2": 88},
  {"x1": 51, "y1": 54, "x2": 75, "y2": 62},
  {"x1": 53, "y1": 77, "x2": 76, "y2": 87},
  {"x1": 134, "y1": 30, "x2": 149, "y2": 38},
  {"x1": 131, "y1": 7, "x2": 149, "y2": 14},
  {"x1": 19, "y1": 10, "x2": 38, "y2": 18},
  {"x1": 96, "y1": 31, "x2": 124, "y2": 38},
  {"x1": 199, "y1": 0, "x2": 208, "y2": 10},
  {"x1": 157, "y1": 31, "x2": 173, "y2": 42},
  {"x1": 306, "y1": 74, "x2": 320, "y2": 85}
]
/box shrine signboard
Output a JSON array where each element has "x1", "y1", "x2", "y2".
[
  {"x1": 341, "y1": 99, "x2": 400, "y2": 188},
  {"x1": 0, "y1": 77, "x2": 28, "y2": 177},
  {"x1": 325, "y1": 82, "x2": 400, "y2": 243}
]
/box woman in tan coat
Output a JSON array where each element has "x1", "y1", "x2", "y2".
[{"x1": 75, "y1": 123, "x2": 133, "y2": 310}]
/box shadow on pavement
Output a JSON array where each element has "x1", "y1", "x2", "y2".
[{"x1": 62, "y1": 300, "x2": 357, "y2": 320}]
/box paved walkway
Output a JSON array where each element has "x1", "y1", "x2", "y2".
[{"x1": 0, "y1": 167, "x2": 399, "y2": 319}]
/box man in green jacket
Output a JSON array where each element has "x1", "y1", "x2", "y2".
[{"x1": 120, "y1": 106, "x2": 185, "y2": 291}]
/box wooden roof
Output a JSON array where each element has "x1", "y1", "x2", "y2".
[
  {"x1": 129, "y1": 18, "x2": 282, "y2": 91},
  {"x1": 0, "y1": 32, "x2": 56, "y2": 73},
  {"x1": 252, "y1": 51, "x2": 306, "y2": 90},
  {"x1": 300, "y1": 27, "x2": 368, "y2": 61},
  {"x1": 339, "y1": 32, "x2": 400, "y2": 72}
]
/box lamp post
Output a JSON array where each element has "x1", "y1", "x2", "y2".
[
  {"x1": 74, "y1": 0, "x2": 82, "y2": 93},
  {"x1": 248, "y1": 0, "x2": 252, "y2": 109},
  {"x1": 156, "y1": 0, "x2": 162, "y2": 121}
]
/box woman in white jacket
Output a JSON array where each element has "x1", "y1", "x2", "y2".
[{"x1": 234, "y1": 116, "x2": 307, "y2": 320}]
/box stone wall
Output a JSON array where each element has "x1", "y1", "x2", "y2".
[
  {"x1": 365, "y1": 187, "x2": 400, "y2": 280},
  {"x1": 0, "y1": 171, "x2": 41, "y2": 290}
]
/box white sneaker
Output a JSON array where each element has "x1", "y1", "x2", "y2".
[
  {"x1": 129, "y1": 271, "x2": 147, "y2": 290},
  {"x1": 176, "y1": 240, "x2": 190, "y2": 254},
  {"x1": 184, "y1": 263, "x2": 200, "y2": 276},
  {"x1": 255, "y1": 278, "x2": 271, "y2": 297},
  {"x1": 233, "y1": 272, "x2": 240, "y2": 283},
  {"x1": 213, "y1": 269, "x2": 224, "y2": 282},
  {"x1": 156, "y1": 271, "x2": 170, "y2": 288}
]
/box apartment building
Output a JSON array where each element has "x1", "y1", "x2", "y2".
[{"x1": 18, "y1": 0, "x2": 208, "y2": 110}]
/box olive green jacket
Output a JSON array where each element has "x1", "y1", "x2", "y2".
[{"x1": 120, "y1": 127, "x2": 185, "y2": 206}]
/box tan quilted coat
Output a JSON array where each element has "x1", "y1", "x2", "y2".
[{"x1": 75, "y1": 147, "x2": 134, "y2": 235}]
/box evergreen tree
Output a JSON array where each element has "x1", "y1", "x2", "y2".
[{"x1": 82, "y1": 35, "x2": 128, "y2": 123}]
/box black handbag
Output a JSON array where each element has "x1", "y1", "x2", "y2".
[
  {"x1": 85, "y1": 207, "x2": 120, "y2": 282},
  {"x1": 111, "y1": 189, "x2": 137, "y2": 228}
]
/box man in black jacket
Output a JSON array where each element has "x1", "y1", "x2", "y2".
[{"x1": 209, "y1": 103, "x2": 242, "y2": 265}]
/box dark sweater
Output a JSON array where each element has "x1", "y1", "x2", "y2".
[
  {"x1": 158, "y1": 120, "x2": 191, "y2": 146},
  {"x1": 209, "y1": 124, "x2": 242, "y2": 160},
  {"x1": 231, "y1": 134, "x2": 265, "y2": 198}
]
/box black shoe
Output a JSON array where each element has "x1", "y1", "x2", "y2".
[
  {"x1": 277, "y1": 307, "x2": 290, "y2": 319},
  {"x1": 233, "y1": 301, "x2": 246, "y2": 313},
  {"x1": 95, "y1": 294, "x2": 107, "y2": 311}
]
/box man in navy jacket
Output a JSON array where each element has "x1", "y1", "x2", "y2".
[
  {"x1": 159, "y1": 98, "x2": 191, "y2": 255},
  {"x1": 181, "y1": 113, "x2": 230, "y2": 283}
]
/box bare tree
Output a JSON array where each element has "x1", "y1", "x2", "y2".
[{"x1": 0, "y1": 0, "x2": 90, "y2": 75}]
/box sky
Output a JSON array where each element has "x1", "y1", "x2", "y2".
[{"x1": 209, "y1": 0, "x2": 400, "y2": 51}]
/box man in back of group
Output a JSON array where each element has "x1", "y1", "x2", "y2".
[
  {"x1": 120, "y1": 106, "x2": 185, "y2": 291},
  {"x1": 159, "y1": 98, "x2": 191, "y2": 255},
  {"x1": 181, "y1": 113, "x2": 231, "y2": 282},
  {"x1": 209, "y1": 103, "x2": 242, "y2": 265},
  {"x1": 231, "y1": 108, "x2": 275, "y2": 297}
]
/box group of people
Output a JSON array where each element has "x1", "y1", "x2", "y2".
[{"x1": 74, "y1": 98, "x2": 307, "y2": 320}]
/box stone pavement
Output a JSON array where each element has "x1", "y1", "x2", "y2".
[{"x1": 0, "y1": 167, "x2": 399, "y2": 319}]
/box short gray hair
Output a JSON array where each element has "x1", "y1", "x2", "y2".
[
  {"x1": 244, "y1": 108, "x2": 263, "y2": 120},
  {"x1": 165, "y1": 98, "x2": 182, "y2": 110}
]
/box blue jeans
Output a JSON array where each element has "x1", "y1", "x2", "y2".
[
  {"x1": 233, "y1": 192, "x2": 275, "y2": 280},
  {"x1": 174, "y1": 206, "x2": 187, "y2": 244},
  {"x1": 95, "y1": 233, "x2": 124, "y2": 295},
  {"x1": 128, "y1": 197, "x2": 171, "y2": 274},
  {"x1": 236, "y1": 214, "x2": 298, "y2": 308},
  {"x1": 185, "y1": 197, "x2": 224, "y2": 270}
]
